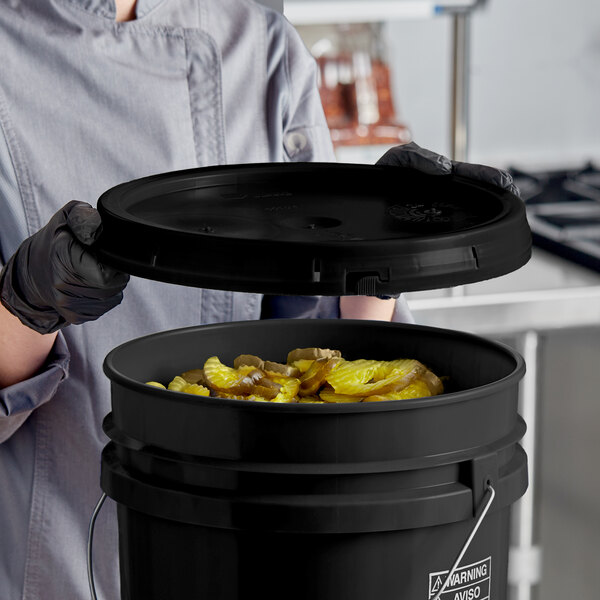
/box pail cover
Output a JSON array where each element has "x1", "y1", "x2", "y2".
[{"x1": 95, "y1": 163, "x2": 531, "y2": 295}]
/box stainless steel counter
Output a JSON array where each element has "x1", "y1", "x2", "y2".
[{"x1": 406, "y1": 247, "x2": 600, "y2": 335}]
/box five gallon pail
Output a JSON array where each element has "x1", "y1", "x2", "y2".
[{"x1": 101, "y1": 319, "x2": 527, "y2": 600}]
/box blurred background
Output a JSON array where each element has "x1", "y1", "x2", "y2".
[
  {"x1": 274, "y1": 0, "x2": 600, "y2": 598},
  {"x1": 287, "y1": 0, "x2": 600, "y2": 168}
]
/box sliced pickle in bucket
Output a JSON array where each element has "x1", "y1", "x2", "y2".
[
  {"x1": 151, "y1": 349, "x2": 443, "y2": 403},
  {"x1": 299, "y1": 357, "x2": 343, "y2": 396},
  {"x1": 363, "y1": 379, "x2": 432, "y2": 402},
  {"x1": 326, "y1": 359, "x2": 424, "y2": 397}
]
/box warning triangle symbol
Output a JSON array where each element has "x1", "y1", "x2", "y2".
[{"x1": 432, "y1": 576, "x2": 443, "y2": 593}]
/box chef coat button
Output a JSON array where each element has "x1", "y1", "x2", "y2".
[{"x1": 284, "y1": 131, "x2": 308, "y2": 157}]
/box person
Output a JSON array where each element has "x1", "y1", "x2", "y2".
[{"x1": 0, "y1": 1, "x2": 519, "y2": 598}]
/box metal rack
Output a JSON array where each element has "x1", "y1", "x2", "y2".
[
  {"x1": 284, "y1": 0, "x2": 485, "y2": 162},
  {"x1": 283, "y1": 0, "x2": 479, "y2": 24}
]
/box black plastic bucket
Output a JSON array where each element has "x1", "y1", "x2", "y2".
[{"x1": 101, "y1": 319, "x2": 527, "y2": 600}]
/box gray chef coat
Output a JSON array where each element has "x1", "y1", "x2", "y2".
[{"x1": 0, "y1": 1, "x2": 413, "y2": 598}]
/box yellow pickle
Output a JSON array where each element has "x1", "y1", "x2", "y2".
[{"x1": 147, "y1": 347, "x2": 444, "y2": 403}]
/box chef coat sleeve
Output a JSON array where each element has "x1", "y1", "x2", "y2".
[
  {"x1": 0, "y1": 332, "x2": 70, "y2": 443},
  {"x1": 0, "y1": 122, "x2": 71, "y2": 443},
  {"x1": 260, "y1": 14, "x2": 414, "y2": 324}
]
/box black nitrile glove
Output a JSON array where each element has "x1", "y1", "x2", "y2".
[
  {"x1": 376, "y1": 141, "x2": 520, "y2": 196},
  {"x1": 0, "y1": 201, "x2": 129, "y2": 334},
  {"x1": 373, "y1": 142, "x2": 520, "y2": 299}
]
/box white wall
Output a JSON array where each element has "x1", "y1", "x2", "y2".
[{"x1": 385, "y1": 0, "x2": 600, "y2": 168}]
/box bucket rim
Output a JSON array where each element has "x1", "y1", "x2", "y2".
[
  {"x1": 101, "y1": 442, "x2": 529, "y2": 532},
  {"x1": 103, "y1": 319, "x2": 525, "y2": 414}
]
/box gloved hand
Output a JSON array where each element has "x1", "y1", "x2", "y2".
[
  {"x1": 372, "y1": 142, "x2": 520, "y2": 300},
  {"x1": 376, "y1": 141, "x2": 520, "y2": 196},
  {"x1": 0, "y1": 201, "x2": 129, "y2": 334}
]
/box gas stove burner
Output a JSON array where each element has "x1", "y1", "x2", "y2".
[
  {"x1": 564, "y1": 163, "x2": 600, "y2": 201},
  {"x1": 511, "y1": 163, "x2": 600, "y2": 272},
  {"x1": 509, "y1": 168, "x2": 544, "y2": 202},
  {"x1": 574, "y1": 162, "x2": 600, "y2": 185}
]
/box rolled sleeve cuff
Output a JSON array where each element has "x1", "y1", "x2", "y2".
[{"x1": 0, "y1": 331, "x2": 70, "y2": 418}]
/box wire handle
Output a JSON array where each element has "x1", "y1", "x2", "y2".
[
  {"x1": 87, "y1": 484, "x2": 496, "y2": 600},
  {"x1": 87, "y1": 492, "x2": 107, "y2": 600},
  {"x1": 431, "y1": 483, "x2": 496, "y2": 600}
]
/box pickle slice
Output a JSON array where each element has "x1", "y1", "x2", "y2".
[
  {"x1": 167, "y1": 376, "x2": 210, "y2": 396},
  {"x1": 215, "y1": 391, "x2": 249, "y2": 401},
  {"x1": 363, "y1": 379, "x2": 432, "y2": 402},
  {"x1": 247, "y1": 396, "x2": 271, "y2": 402},
  {"x1": 180, "y1": 369, "x2": 209, "y2": 386},
  {"x1": 271, "y1": 377, "x2": 301, "y2": 403},
  {"x1": 299, "y1": 397, "x2": 325, "y2": 404},
  {"x1": 263, "y1": 361, "x2": 301, "y2": 378},
  {"x1": 326, "y1": 359, "x2": 424, "y2": 397},
  {"x1": 290, "y1": 359, "x2": 315, "y2": 374},
  {"x1": 204, "y1": 356, "x2": 255, "y2": 395},
  {"x1": 183, "y1": 383, "x2": 211, "y2": 396},
  {"x1": 422, "y1": 369, "x2": 444, "y2": 395},
  {"x1": 299, "y1": 357, "x2": 343, "y2": 396},
  {"x1": 319, "y1": 389, "x2": 363, "y2": 403},
  {"x1": 287, "y1": 348, "x2": 342, "y2": 364},
  {"x1": 233, "y1": 354, "x2": 265, "y2": 370},
  {"x1": 252, "y1": 384, "x2": 281, "y2": 400},
  {"x1": 167, "y1": 375, "x2": 189, "y2": 392},
  {"x1": 325, "y1": 359, "x2": 379, "y2": 392},
  {"x1": 146, "y1": 381, "x2": 166, "y2": 389}
]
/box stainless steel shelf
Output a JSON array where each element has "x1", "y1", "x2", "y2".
[
  {"x1": 409, "y1": 286, "x2": 600, "y2": 335},
  {"x1": 284, "y1": 0, "x2": 477, "y2": 24},
  {"x1": 407, "y1": 248, "x2": 600, "y2": 335}
]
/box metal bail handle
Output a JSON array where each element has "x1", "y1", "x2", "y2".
[
  {"x1": 87, "y1": 484, "x2": 496, "y2": 600},
  {"x1": 87, "y1": 492, "x2": 107, "y2": 600},
  {"x1": 431, "y1": 483, "x2": 496, "y2": 600}
]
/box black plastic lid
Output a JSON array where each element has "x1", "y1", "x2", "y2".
[{"x1": 94, "y1": 162, "x2": 531, "y2": 295}]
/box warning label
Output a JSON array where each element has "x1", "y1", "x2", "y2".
[{"x1": 428, "y1": 557, "x2": 491, "y2": 600}]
